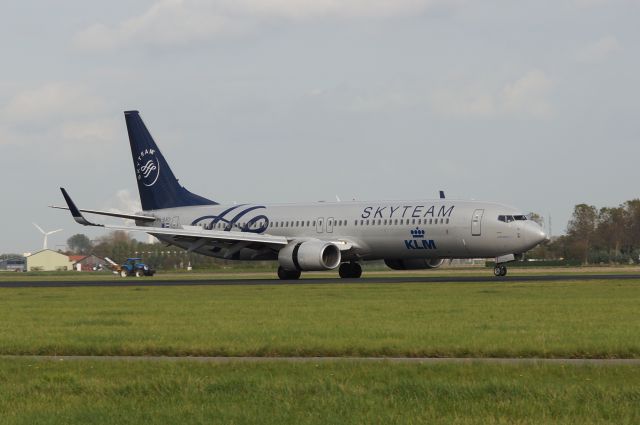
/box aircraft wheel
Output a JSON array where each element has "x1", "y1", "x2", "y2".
[
  {"x1": 120, "y1": 270, "x2": 128, "y2": 278},
  {"x1": 350, "y1": 262, "x2": 362, "y2": 278},
  {"x1": 500, "y1": 265, "x2": 508, "y2": 276},
  {"x1": 494, "y1": 266, "x2": 502, "y2": 277},
  {"x1": 339, "y1": 263, "x2": 351, "y2": 278},
  {"x1": 277, "y1": 266, "x2": 301, "y2": 280},
  {"x1": 339, "y1": 262, "x2": 362, "y2": 278}
]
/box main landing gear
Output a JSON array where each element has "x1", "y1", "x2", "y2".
[
  {"x1": 494, "y1": 264, "x2": 508, "y2": 277},
  {"x1": 277, "y1": 266, "x2": 301, "y2": 280},
  {"x1": 339, "y1": 262, "x2": 362, "y2": 279}
]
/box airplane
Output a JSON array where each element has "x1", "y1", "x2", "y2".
[{"x1": 54, "y1": 110, "x2": 548, "y2": 279}]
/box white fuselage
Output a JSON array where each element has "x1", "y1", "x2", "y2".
[{"x1": 140, "y1": 199, "x2": 546, "y2": 262}]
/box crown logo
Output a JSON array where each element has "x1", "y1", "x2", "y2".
[{"x1": 410, "y1": 227, "x2": 425, "y2": 238}]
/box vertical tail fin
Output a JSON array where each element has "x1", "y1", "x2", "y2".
[{"x1": 124, "y1": 110, "x2": 217, "y2": 211}]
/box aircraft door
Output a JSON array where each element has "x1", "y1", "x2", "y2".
[
  {"x1": 471, "y1": 209, "x2": 484, "y2": 236},
  {"x1": 316, "y1": 217, "x2": 324, "y2": 233},
  {"x1": 327, "y1": 217, "x2": 334, "y2": 233}
]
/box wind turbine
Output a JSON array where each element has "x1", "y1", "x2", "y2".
[{"x1": 33, "y1": 223, "x2": 62, "y2": 250}]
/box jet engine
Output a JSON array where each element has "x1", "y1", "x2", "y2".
[
  {"x1": 278, "y1": 239, "x2": 341, "y2": 271},
  {"x1": 384, "y1": 258, "x2": 445, "y2": 270}
]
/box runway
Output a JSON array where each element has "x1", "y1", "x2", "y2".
[{"x1": 1, "y1": 273, "x2": 640, "y2": 287}]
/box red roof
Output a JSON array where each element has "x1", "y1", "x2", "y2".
[{"x1": 68, "y1": 255, "x2": 86, "y2": 263}]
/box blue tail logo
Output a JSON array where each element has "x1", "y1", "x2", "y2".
[{"x1": 136, "y1": 149, "x2": 160, "y2": 187}]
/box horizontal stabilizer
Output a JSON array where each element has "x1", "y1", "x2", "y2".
[{"x1": 49, "y1": 205, "x2": 156, "y2": 222}]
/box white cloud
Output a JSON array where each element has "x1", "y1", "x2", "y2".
[
  {"x1": 74, "y1": 0, "x2": 459, "y2": 50},
  {"x1": 430, "y1": 88, "x2": 496, "y2": 118},
  {"x1": 106, "y1": 189, "x2": 143, "y2": 215},
  {"x1": 0, "y1": 82, "x2": 118, "y2": 151},
  {"x1": 501, "y1": 70, "x2": 553, "y2": 117},
  {"x1": 2, "y1": 82, "x2": 105, "y2": 125},
  {"x1": 61, "y1": 119, "x2": 119, "y2": 144},
  {"x1": 430, "y1": 70, "x2": 553, "y2": 119},
  {"x1": 577, "y1": 35, "x2": 622, "y2": 63}
]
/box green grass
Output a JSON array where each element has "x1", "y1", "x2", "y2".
[
  {"x1": 0, "y1": 359, "x2": 638, "y2": 424},
  {"x1": 1, "y1": 280, "x2": 639, "y2": 358}
]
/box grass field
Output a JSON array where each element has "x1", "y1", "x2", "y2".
[
  {"x1": 1, "y1": 359, "x2": 639, "y2": 425},
  {"x1": 0, "y1": 279, "x2": 639, "y2": 358}
]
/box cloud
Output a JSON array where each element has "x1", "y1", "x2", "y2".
[
  {"x1": 430, "y1": 70, "x2": 553, "y2": 119},
  {"x1": 74, "y1": 0, "x2": 458, "y2": 50},
  {"x1": 0, "y1": 82, "x2": 118, "y2": 151},
  {"x1": 501, "y1": 70, "x2": 553, "y2": 117},
  {"x1": 577, "y1": 35, "x2": 622, "y2": 63},
  {"x1": 61, "y1": 118, "x2": 119, "y2": 144},
  {"x1": 106, "y1": 189, "x2": 143, "y2": 215},
  {"x1": 2, "y1": 82, "x2": 105, "y2": 125}
]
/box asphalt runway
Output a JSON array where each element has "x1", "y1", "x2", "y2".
[{"x1": 1, "y1": 273, "x2": 640, "y2": 287}]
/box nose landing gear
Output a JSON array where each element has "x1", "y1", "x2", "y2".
[{"x1": 494, "y1": 265, "x2": 508, "y2": 277}]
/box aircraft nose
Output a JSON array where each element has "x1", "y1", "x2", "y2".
[{"x1": 526, "y1": 223, "x2": 548, "y2": 246}]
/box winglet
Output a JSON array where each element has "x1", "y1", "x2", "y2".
[{"x1": 60, "y1": 188, "x2": 103, "y2": 227}]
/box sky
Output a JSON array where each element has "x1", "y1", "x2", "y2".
[{"x1": 1, "y1": 0, "x2": 639, "y2": 254}]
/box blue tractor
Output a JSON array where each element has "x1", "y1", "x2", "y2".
[{"x1": 119, "y1": 258, "x2": 155, "y2": 277}]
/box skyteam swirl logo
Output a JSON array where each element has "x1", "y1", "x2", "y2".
[
  {"x1": 135, "y1": 149, "x2": 160, "y2": 187},
  {"x1": 192, "y1": 205, "x2": 270, "y2": 234}
]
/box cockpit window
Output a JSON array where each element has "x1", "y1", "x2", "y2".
[{"x1": 498, "y1": 215, "x2": 522, "y2": 223}]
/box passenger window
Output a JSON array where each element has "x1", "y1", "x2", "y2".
[
  {"x1": 429, "y1": 219, "x2": 433, "y2": 225},
  {"x1": 366, "y1": 220, "x2": 369, "y2": 225},
  {"x1": 446, "y1": 218, "x2": 450, "y2": 224},
  {"x1": 412, "y1": 219, "x2": 416, "y2": 225},
  {"x1": 394, "y1": 219, "x2": 398, "y2": 225},
  {"x1": 313, "y1": 221, "x2": 316, "y2": 226}
]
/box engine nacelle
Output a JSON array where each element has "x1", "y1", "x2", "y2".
[
  {"x1": 278, "y1": 240, "x2": 341, "y2": 271},
  {"x1": 384, "y1": 258, "x2": 445, "y2": 270}
]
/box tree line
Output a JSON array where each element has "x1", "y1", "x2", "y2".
[{"x1": 531, "y1": 199, "x2": 640, "y2": 264}]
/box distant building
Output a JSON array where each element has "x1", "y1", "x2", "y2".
[
  {"x1": 25, "y1": 250, "x2": 74, "y2": 272},
  {"x1": 70, "y1": 254, "x2": 108, "y2": 271}
]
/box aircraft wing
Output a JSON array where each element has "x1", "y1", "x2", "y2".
[{"x1": 56, "y1": 188, "x2": 355, "y2": 255}]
